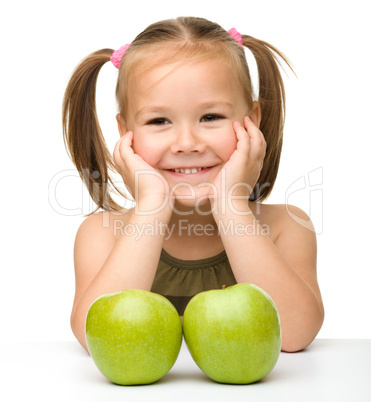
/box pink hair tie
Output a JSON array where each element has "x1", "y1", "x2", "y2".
[
  {"x1": 228, "y1": 28, "x2": 243, "y2": 45},
  {"x1": 110, "y1": 44, "x2": 130, "y2": 68}
]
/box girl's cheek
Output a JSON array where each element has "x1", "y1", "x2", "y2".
[
  {"x1": 133, "y1": 141, "x2": 160, "y2": 167},
  {"x1": 132, "y1": 134, "x2": 147, "y2": 155},
  {"x1": 137, "y1": 149, "x2": 156, "y2": 165},
  {"x1": 218, "y1": 131, "x2": 238, "y2": 162}
]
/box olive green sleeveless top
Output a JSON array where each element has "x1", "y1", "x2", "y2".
[{"x1": 151, "y1": 248, "x2": 237, "y2": 316}]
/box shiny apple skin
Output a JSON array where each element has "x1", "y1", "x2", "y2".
[
  {"x1": 86, "y1": 289, "x2": 183, "y2": 385},
  {"x1": 183, "y1": 283, "x2": 281, "y2": 384}
]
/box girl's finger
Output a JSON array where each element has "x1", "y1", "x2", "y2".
[
  {"x1": 233, "y1": 121, "x2": 250, "y2": 153},
  {"x1": 113, "y1": 131, "x2": 133, "y2": 169},
  {"x1": 113, "y1": 137, "x2": 123, "y2": 164},
  {"x1": 244, "y1": 117, "x2": 266, "y2": 160},
  {"x1": 118, "y1": 131, "x2": 135, "y2": 158},
  {"x1": 121, "y1": 130, "x2": 134, "y2": 146}
]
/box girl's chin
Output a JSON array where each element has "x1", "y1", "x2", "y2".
[{"x1": 172, "y1": 192, "x2": 212, "y2": 213}]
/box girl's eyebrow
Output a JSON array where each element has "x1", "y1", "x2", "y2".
[
  {"x1": 135, "y1": 106, "x2": 169, "y2": 120},
  {"x1": 135, "y1": 101, "x2": 233, "y2": 120},
  {"x1": 198, "y1": 101, "x2": 234, "y2": 112}
]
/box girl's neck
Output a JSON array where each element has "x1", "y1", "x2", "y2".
[
  {"x1": 168, "y1": 201, "x2": 217, "y2": 229},
  {"x1": 164, "y1": 200, "x2": 224, "y2": 255}
]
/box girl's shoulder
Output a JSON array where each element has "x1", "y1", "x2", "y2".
[
  {"x1": 250, "y1": 202, "x2": 314, "y2": 242},
  {"x1": 75, "y1": 208, "x2": 133, "y2": 243},
  {"x1": 251, "y1": 202, "x2": 310, "y2": 220}
]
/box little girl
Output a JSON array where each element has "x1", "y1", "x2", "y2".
[{"x1": 63, "y1": 17, "x2": 324, "y2": 353}]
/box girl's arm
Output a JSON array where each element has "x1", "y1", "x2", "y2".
[
  {"x1": 70, "y1": 204, "x2": 172, "y2": 352},
  {"x1": 71, "y1": 126, "x2": 174, "y2": 351},
  {"x1": 215, "y1": 202, "x2": 324, "y2": 353},
  {"x1": 209, "y1": 118, "x2": 324, "y2": 352}
]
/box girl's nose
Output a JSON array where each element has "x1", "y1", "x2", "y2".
[{"x1": 170, "y1": 126, "x2": 206, "y2": 154}]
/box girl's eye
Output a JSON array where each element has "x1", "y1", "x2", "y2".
[
  {"x1": 147, "y1": 118, "x2": 169, "y2": 125},
  {"x1": 201, "y1": 114, "x2": 224, "y2": 122}
]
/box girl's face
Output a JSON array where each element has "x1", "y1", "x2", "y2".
[{"x1": 119, "y1": 58, "x2": 254, "y2": 209}]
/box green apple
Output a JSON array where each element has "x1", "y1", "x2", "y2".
[
  {"x1": 85, "y1": 289, "x2": 182, "y2": 385},
  {"x1": 183, "y1": 283, "x2": 281, "y2": 384}
]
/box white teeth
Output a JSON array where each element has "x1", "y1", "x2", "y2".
[{"x1": 172, "y1": 167, "x2": 203, "y2": 174}]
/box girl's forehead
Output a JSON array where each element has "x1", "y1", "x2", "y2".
[
  {"x1": 128, "y1": 58, "x2": 239, "y2": 97},
  {"x1": 125, "y1": 59, "x2": 248, "y2": 120},
  {"x1": 118, "y1": 45, "x2": 252, "y2": 116},
  {"x1": 129, "y1": 56, "x2": 237, "y2": 86},
  {"x1": 124, "y1": 41, "x2": 237, "y2": 79}
]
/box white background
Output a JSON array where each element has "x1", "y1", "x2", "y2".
[{"x1": 0, "y1": 0, "x2": 370, "y2": 342}]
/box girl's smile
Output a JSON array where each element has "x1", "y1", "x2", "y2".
[
  {"x1": 166, "y1": 166, "x2": 213, "y2": 174},
  {"x1": 118, "y1": 58, "x2": 250, "y2": 206},
  {"x1": 163, "y1": 165, "x2": 216, "y2": 183}
]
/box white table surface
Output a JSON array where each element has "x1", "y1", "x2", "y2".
[{"x1": 1, "y1": 339, "x2": 370, "y2": 401}]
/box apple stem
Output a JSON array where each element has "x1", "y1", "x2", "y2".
[{"x1": 222, "y1": 284, "x2": 226, "y2": 289}]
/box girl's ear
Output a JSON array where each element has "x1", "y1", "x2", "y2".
[
  {"x1": 116, "y1": 114, "x2": 128, "y2": 137},
  {"x1": 250, "y1": 101, "x2": 261, "y2": 128}
]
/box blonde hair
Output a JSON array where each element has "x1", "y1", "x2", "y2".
[{"x1": 63, "y1": 16, "x2": 294, "y2": 213}]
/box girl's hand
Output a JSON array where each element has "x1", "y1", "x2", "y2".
[
  {"x1": 209, "y1": 116, "x2": 266, "y2": 213},
  {"x1": 113, "y1": 131, "x2": 171, "y2": 210}
]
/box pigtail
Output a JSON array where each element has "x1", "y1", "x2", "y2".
[
  {"x1": 242, "y1": 36, "x2": 295, "y2": 202},
  {"x1": 62, "y1": 49, "x2": 128, "y2": 213}
]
